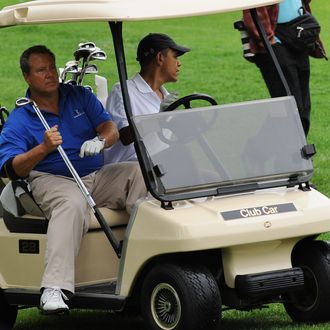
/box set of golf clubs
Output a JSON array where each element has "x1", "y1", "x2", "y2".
[{"x1": 59, "y1": 41, "x2": 107, "y2": 93}]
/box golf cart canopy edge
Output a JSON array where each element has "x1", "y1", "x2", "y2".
[{"x1": 0, "y1": 0, "x2": 282, "y2": 27}]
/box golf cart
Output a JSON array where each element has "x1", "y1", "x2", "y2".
[{"x1": 1, "y1": 1, "x2": 330, "y2": 329}]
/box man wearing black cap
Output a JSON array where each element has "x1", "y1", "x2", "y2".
[{"x1": 104, "y1": 33, "x2": 190, "y2": 164}]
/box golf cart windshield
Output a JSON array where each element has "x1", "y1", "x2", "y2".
[{"x1": 133, "y1": 96, "x2": 313, "y2": 201}]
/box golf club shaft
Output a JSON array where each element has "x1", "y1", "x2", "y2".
[{"x1": 31, "y1": 103, "x2": 96, "y2": 209}]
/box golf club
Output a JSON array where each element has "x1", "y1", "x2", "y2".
[
  {"x1": 15, "y1": 97, "x2": 122, "y2": 256},
  {"x1": 77, "y1": 48, "x2": 106, "y2": 85},
  {"x1": 74, "y1": 42, "x2": 98, "y2": 85},
  {"x1": 0, "y1": 105, "x2": 9, "y2": 133},
  {"x1": 78, "y1": 63, "x2": 99, "y2": 86},
  {"x1": 59, "y1": 60, "x2": 79, "y2": 82},
  {"x1": 74, "y1": 41, "x2": 96, "y2": 61}
]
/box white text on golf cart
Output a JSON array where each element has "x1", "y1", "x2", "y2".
[
  {"x1": 220, "y1": 203, "x2": 297, "y2": 220},
  {"x1": 240, "y1": 206, "x2": 278, "y2": 218}
]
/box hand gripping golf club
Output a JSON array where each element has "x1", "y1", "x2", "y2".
[{"x1": 15, "y1": 97, "x2": 122, "y2": 257}]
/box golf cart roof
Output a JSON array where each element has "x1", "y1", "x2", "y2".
[{"x1": 0, "y1": 0, "x2": 281, "y2": 27}]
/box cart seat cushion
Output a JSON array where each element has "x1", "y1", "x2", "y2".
[
  {"x1": 89, "y1": 208, "x2": 129, "y2": 229},
  {"x1": 0, "y1": 179, "x2": 130, "y2": 233}
]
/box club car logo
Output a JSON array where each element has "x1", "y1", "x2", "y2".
[{"x1": 221, "y1": 203, "x2": 297, "y2": 220}]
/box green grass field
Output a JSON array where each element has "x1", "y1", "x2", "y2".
[{"x1": 1, "y1": 0, "x2": 330, "y2": 329}]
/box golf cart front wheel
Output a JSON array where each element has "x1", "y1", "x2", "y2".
[
  {"x1": 140, "y1": 263, "x2": 221, "y2": 330},
  {"x1": 284, "y1": 240, "x2": 330, "y2": 323}
]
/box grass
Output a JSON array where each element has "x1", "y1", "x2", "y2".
[
  {"x1": 1, "y1": 0, "x2": 330, "y2": 329},
  {"x1": 12, "y1": 304, "x2": 330, "y2": 330}
]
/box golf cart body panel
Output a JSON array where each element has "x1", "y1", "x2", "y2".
[
  {"x1": 0, "y1": 209, "x2": 128, "y2": 290},
  {"x1": 0, "y1": 0, "x2": 282, "y2": 27},
  {"x1": 119, "y1": 187, "x2": 330, "y2": 294},
  {"x1": 115, "y1": 96, "x2": 330, "y2": 295},
  {"x1": 2, "y1": 0, "x2": 330, "y2": 328}
]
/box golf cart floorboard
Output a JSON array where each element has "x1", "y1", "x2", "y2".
[{"x1": 4, "y1": 282, "x2": 126, "y2": 311}]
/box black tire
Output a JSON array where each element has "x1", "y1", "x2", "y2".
[
  {"x1": 284, "y1": 240, "x2": 330, "y2": 323},
  {"x1": 0, "y1": 290, "x2": 18, "y2": 330},
  {"x1": 140, "y1": 262, "x2": 221, "y2": 330}
]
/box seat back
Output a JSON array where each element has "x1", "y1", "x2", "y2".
[{"x1": 95, "y1": 74, "x2": 108, "y2": 107}]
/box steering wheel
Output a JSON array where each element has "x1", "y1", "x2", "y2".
[
  {"x1": 154, "y1": 94, "x2": 231, "y2": 180},
  {"x1": 156, "y1": 93, "x2": 218, "y2": 146},
  {"x1": 163, "y1": 93, "x2": 217, "y2": 111}
]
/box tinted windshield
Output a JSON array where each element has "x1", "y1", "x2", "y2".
[{"x1": 133, "y1": 96, "x2": 313, "y2": 200}]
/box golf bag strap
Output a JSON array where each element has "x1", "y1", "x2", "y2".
[
  {"x1": 1, "y1": 158, "x2": 20, "y2": 181},
  {"x1": 12, "y1": 179, "x2": 44, "y2": 217}
]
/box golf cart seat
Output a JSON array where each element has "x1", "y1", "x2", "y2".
[
  {"x1": 95, "y1": 74, "x2": 108, "y2": 108},
  {"x1": 0, "y1": 178, "x2": 129, "y2": 234}
]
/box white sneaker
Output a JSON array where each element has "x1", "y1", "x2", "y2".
[{"x1": 40, "y1": 287, "x2": 69, "y2": 314}]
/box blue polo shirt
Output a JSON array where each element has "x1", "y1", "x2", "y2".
[{"x1": 0, "y1": 84, "x2": 112, "y2": 177}]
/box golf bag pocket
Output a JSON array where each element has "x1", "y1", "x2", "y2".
[{"x1": 275, "y1": 12, "x2": 320, "y2": 53}]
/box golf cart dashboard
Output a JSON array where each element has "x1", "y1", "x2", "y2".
[{"x1": 133, "y1": 96, "x2": 314, "y2": 202}]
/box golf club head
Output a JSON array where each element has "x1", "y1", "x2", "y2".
[
  {"x1": 65, "y1": 60, "x2": 79, "y2": 70},
  {"x1": 16, "y1": 97, "x2": 34, "y2": 107},
  {"x1": 74, "y1": 42, "x2": 97, "y2": 61},
  {"x1": 87, "y1": 49, "x2": 107, "y2": 62},
  {"x1": 60, "y1": 61, "x2": 79, "y2": 81},
  {"x1": 78, "y1": 41, "x2": 96, "y2": 50},
  {"x1": 84, "y1": 64, "x2": 98, "y2": 74}
]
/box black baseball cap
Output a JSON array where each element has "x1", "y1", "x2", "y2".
[{"x1": 136, "y1": 33, "x2": 190, "y2": 63}]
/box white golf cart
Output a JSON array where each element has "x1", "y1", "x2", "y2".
[{"x1": 1, "y1": 1, "x2": 330, "y2": 329}]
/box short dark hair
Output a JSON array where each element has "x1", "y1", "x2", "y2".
[{"x1": 20, "y1": 45, "x2": 56, "y2": 74}]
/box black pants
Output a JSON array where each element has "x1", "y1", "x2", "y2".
[{"x1": 255, "y1": 43, "x2": 311, "y2": 136}]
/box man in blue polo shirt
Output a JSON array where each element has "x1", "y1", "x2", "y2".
[{"x1": 0, "y1": 45, "x2": 147, "y2": 314}]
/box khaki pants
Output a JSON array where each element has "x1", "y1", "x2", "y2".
[{"x1": 28, "y1": 162, "x2": 147, "y2": 293}]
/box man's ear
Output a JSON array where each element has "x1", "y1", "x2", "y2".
[
  {"x1": 23, "y1": 72, "x2": 29, "y2": 83},
  {"x1": 155, "y1": 51, "x2": 164, "y2": 65}
]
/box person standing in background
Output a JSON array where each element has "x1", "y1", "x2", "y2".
[{"x1": 243, "y1": 0, "x2": 327, "y2": 136}]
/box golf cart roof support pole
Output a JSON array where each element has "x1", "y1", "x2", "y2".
[
  {"x1": 17, "y1": 98, "x2": 122, "y2": 257},
  {"x1": 249, "y1": 8, "x2": 291, "y2": 96},
  {"x1": 109, "y1": 22, "x2": 141, "y2": 138},
  {"x1": 109, "y1": 22, "x2": 131, "y2": 122},
  {"x1": 108, "y1": 21, "x2": 156, "y2": 192}
]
